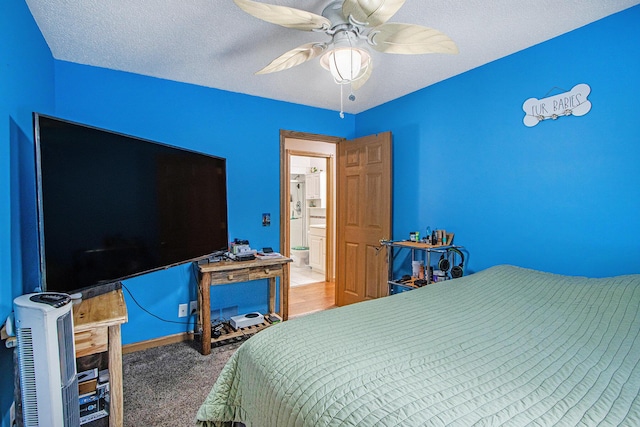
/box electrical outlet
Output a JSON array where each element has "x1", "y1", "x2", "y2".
[
  {"x1": 189, "y1": 300, "x2": 198, "y2": 315},
  {"x1": 178, "y1": 303, "x2": 188, "y2": 318}
]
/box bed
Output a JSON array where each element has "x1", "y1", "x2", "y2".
[{"x1": 197, "y1": 265, "x2": 640, "y2": 426}]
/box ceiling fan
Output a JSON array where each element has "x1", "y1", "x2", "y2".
[{"x1": 234, "y1": 0, "x2": 458, "y2": 113}]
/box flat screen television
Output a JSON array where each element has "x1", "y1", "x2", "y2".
[{"x1": 33, "y1": 113, "x2": 229, "y2": 294}]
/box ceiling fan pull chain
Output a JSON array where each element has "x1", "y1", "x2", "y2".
[{"x1": 339, "y1": 84, "x2": 345, "y2": 119}]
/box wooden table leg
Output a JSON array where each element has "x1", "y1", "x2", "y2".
[
  {"x1": 200, "y1": 272, "x2": 212, "y2": 356},
  {"x1": 108, "y1": 325, "x2": 123, "y2": 427},
  {"x1": 282, "y1": 264, "x2": 290, "y2": 320},
  {"x1": 268, "y1": 277, "x2": 276, "y2": 315}
]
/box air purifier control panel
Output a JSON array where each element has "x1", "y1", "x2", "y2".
[{"x1": 30, "y1": 292, "x2": 71, "y2": 308}]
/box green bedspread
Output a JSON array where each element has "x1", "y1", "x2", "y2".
[{"x1": 197, "y1": 265, "x2": 640, "y2": 426}]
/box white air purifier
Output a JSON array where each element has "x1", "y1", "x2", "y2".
[{"x1": 14, "y1": 293, "x2": 80, "y2": 427}]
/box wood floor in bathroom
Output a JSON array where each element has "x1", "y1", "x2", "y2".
[{"x1": 289, "y1": 280, "x2": 336, "y2": 318}]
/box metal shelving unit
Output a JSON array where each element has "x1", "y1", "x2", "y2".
[{"x1": 381, "y1": 240, "x2": 465, "y2": 294}]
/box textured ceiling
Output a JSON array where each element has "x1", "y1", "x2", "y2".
[{"x1": 24, "y1": 0, "x2": 640, "y2": 114}]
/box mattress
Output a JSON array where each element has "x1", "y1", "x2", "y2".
[{"x1": 197, "y1": 265, "x2": 640, "y2": 426}]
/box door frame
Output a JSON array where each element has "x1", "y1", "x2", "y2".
[{"x1": 280, "y1": 130, "x2": 343, "y2": 284}]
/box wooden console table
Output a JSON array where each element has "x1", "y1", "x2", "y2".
[
  {"x1": 73, "y1": 289, "x2": 128, "y2": 427},
  {"x1": 197, "y1": 257, "x2": 292, "y2": 355}
]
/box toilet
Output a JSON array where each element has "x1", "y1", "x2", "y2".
[{"x1": 290, "y1": 246, "x2": 309, "y2": 267}]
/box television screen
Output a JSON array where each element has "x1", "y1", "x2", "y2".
[{"x1": 34, "y1": 113, "x2": 229, "y2": 294}]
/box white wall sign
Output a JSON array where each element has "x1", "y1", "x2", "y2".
[{"x1": 522, "y1": 83, "x2": 591, "y2": 127}]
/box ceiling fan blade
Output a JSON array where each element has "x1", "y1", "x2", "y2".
[
  {"x1": 351, "y1": 57, "x2": 373, "y2": 91},
  {"x1": 234, "y1": 0, "x2": 331, "y2": 31},
  {"x1": 369, "y1": 23, "x2": 458, "y2": 54},
  {"x1": 342, "y1": 0, "x2": 406, "y2": 27},
  {"x1": 256, "y1": 43, "x2": 327, "y2": 75}
]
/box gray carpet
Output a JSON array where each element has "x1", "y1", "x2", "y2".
[{"x1": 123, "y1": 340, "x2": 241, "y2": 426}]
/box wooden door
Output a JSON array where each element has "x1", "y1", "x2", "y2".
[{"x1": 336, "y1": 132, "x2": 392, "y2": 306}]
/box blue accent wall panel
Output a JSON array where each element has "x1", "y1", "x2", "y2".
[
  {"x1": 0, "y1": 0, "x2": 54, "y2": 323},
  {"x1": 355, "y1": 5, "x2": 640, "y2": 278}
]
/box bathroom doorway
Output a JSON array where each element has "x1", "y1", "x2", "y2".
[
  {"x1": 289, "y1": 155, "x2": 328, "y2": 287},
  {"x1": 280, "y1": 131, "x2": 338, "y2": 311}
]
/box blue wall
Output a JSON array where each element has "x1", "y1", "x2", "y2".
[
  {"x1": 356, "y1": 5, "x2": 640, "y2": 278},
  {"x1": 1, "y1": 1, "x2": 55, "y2": 425}
]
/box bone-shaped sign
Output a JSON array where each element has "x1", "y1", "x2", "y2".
[{"x1": 522, "y1": 84, "x2": 591, "y2": 127}]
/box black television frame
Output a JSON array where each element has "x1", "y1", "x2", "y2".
[{"x1": 33, "y1": 113, "x2": 229, "y2": 295}]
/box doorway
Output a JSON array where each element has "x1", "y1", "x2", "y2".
[
  {"x1": 280, "y1": 130, "x2": 392, "y2": 313},
  {"x1": 280, "y1": 131, "x2": 340, "y2": 313},
  {"x1": 289, "y1": 154, "x2": 328, "y2": 287}
]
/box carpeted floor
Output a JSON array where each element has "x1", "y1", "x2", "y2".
[{"x1": 123, "y1": 340, "x2": 241, "y2": 426}]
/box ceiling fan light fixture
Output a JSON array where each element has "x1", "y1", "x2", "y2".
[
  {"x1": 320, "y1": 46, "x2": 370, "y2": 84},
  {"x1": 234, "y1": 0, "x2": 459, "y2": 114}
]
